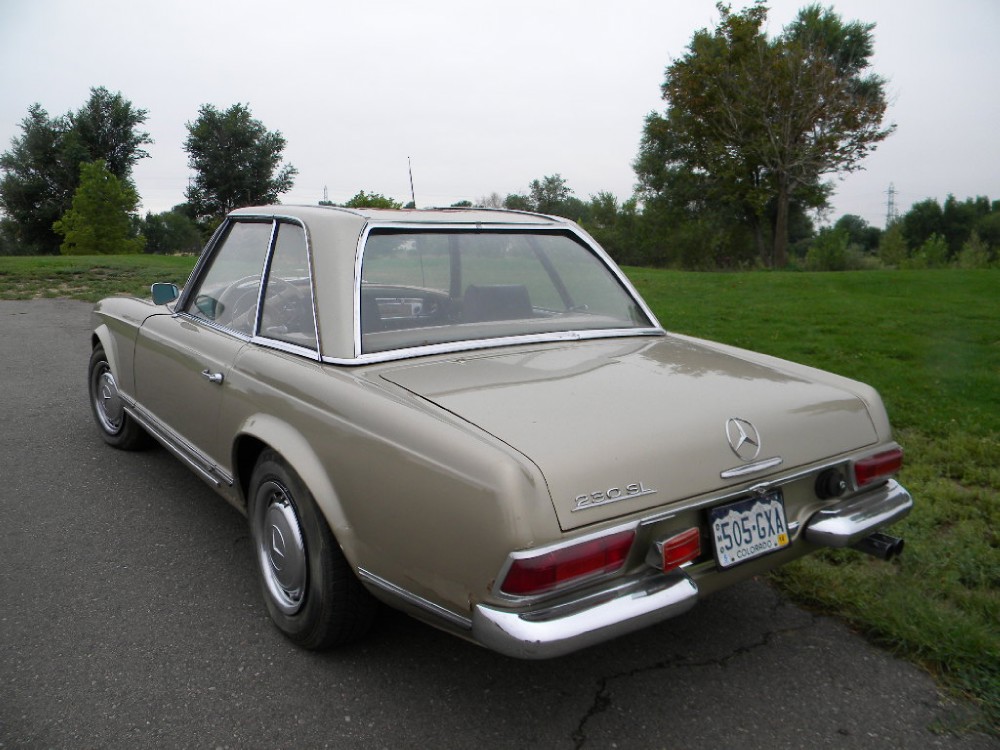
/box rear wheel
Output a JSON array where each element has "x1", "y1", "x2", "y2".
[
  {"x1": 88, "y1": 345, "x2": 151, "y2": 450},
  {"x1": 249, "y1": 450, "x2": 376, "y2": 649}
]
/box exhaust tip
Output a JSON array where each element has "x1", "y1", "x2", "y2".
[{"x1": 851, "y1": 532, "x2": 904, "y2": 561}]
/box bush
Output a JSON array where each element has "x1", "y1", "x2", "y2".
[
  {"x1": 958, "y1": 231, "x2": 993, "y2": 269},
  {"x1": 905, "y1": 233, "x2": 949, "y2": 269},
  {"x1": 803, "y1": 228, "x2": 875, "y2": 271}
]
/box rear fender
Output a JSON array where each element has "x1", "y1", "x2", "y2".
[{"x1": 234, "y1": 413, "x2": 357, "y2": 561}]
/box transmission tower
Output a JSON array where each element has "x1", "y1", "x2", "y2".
[{"x1": 885, "y1": 183, "x2": 899, "y2": 228}]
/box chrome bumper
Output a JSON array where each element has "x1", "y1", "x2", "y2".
[
  {"x1": 471, "y1": 571, "x2": 698, "y2": 659},
  {"x1": 804, "y1": 479, "x2": 912, "y2": 548}
]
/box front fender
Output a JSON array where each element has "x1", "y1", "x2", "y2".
[{"x1": 91, "y1": 297, "x2": 162, "y2": 396}]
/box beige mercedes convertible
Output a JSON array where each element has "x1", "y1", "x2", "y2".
[{"x1": 89, "y1": 205, "x2": 912, "y2": 658}]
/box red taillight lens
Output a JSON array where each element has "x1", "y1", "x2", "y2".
[
  {"x1": 499, "y1": 529, "x2": 635, "y2": 596},
  {"x1": 853, "y1": 447, "x2": 904, "y2": 487},
  {"x1": 659, "y1": 527, "x2": 701, "y2": 572}
]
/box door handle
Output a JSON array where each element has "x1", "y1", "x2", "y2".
[{"x1": 201, "y1": 369, "x2": 224, "y2": 385}]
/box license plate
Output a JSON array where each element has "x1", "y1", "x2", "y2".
[{"x1": 708, "y1": 491, "x2": 790, "y2": 569}]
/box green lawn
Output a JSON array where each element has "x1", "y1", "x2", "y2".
[
  {"x1": 2, "y1": 255, "x2": 997, "y2": 730},
  {"x1": 628, "y1": 267, "x2": 999, "y2": 731},
  {"x1": 0, "y1": 254, "x2": 196, "y2": 301}
]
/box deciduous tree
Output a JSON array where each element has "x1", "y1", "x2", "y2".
[
  {"x1": 0, "y1": 88, "x2": 151, "y2": 253},
  {"x1": 638, "y1": 2, "x2": 893, "y2": 267},
  {"x1": 184, "y1": 103, "x2": 296, "y2": 220},
  {"x1": 141, "y1": 207, "x2": 204, "y2": 254},
  {"x1": 343, "y1": 190, "x2": 402, "y2": 209}
]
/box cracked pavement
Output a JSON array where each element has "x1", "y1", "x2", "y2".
[{"x1": 1, "y1": 300, "x2": 996, "y2": 749}]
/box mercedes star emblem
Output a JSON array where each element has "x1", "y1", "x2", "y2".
[{"x1": 726, "y1": 417, "x2": 761, "y2": 462}]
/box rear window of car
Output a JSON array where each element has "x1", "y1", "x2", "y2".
[{"x1": 359, "y1": 229, "x2": 653, "y2": 354}]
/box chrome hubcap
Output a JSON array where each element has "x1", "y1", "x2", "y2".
[
  {"x1": 94, "y1": 367, "x2": 124, "y2": 434},
  {"x1": 256, "y1": 483, "x2": 307, "y2": 615}
]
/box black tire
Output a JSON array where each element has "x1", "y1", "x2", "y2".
[
  {"x1": 248, "y1": 449, "x2": 376, "y2": 649},
  {"x1": 88, "y1": 345, "x2": 152, "y2": 450}
]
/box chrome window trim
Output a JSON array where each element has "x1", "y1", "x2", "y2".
[
  {"x1": 175, "y1": 214, "x2": 322, "y2": 359},
  {"x1": 170, "y1": 309, "x2": 254, "y2": 342},
  {"x1": 249, "y1": 335, "x2": 323, "y2": 362},
  {"x1": 350, "y1": 221, "x2": 663, "y2": 362},
  {"x1": 250, "y1": 220, "x2": 280, "y2": 336},
  {"x1": 176, "y1": 217, "x2": 270, "y2": 314},
  {"x1": 322, "y1": 327, "x2": 665, "y2": 366},
  {"x1": 257, "y1": 217, "x2": 322, "y2": 357}
]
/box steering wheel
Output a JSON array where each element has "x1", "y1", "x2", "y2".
[
  {"x1": 215, "y1": 275, "x2": 262, "y2": 332},
  {"x1": 261, "y1": 277, "x2": 305, "y2": 328},
  {"x1": 216, "y1": 274, "x2": 305, "y2": 334}
]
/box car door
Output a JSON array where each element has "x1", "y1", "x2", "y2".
[{"x1": 132, "y1": 219, "x2": 275, "y2": 474}]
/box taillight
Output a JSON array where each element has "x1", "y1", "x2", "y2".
[
  {"x1": 853, "y1": 447, "x2": 904, "y2": 487},
  {"x1": 499, "y1": 529, "x2": 635, "y2": 596},
  {"x1": 657, "y1": 527, "x2": 701, "y2": 572}
]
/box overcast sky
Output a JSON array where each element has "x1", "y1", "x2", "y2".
[{"x1": 2, "y1": 0, "x2": 998, "y2": 228}]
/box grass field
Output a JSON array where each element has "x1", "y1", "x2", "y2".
[
  {"x1": 2, "y1": 255, "x2": 997, "y2": 730},
  {"x1": 629, "y1": 267, "x2": 999, "y2": 732},
  {"x1": 0, "y1": 254, "x2": 196, "y2": 301}
]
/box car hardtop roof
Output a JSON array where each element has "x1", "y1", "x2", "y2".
[{"x1": 228, "y1": 204, "x2": 570, "y2": 228}]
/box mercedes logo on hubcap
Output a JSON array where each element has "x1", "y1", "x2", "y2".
[
  {"x1": 726, "y1": 417, "x2": 761, "y2": 462},
  {"x1": 270, "y1": 526, "x2": 286, "y2": 570}
]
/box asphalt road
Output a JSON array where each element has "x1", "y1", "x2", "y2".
[{"x1": 1, "y1": 299, "x2": 995, "y2": 749}]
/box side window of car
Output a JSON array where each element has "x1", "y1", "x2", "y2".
[
  {"x1": 259, "y1": 223, "x2": 317, "y2": 351},
  {"x1": 187, "y1": 221, "x2": 273, "y2": 335}
]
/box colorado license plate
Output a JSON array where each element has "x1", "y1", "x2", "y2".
[{"x1": 709, "y1": 491, "x2": 790, "y2": 569}]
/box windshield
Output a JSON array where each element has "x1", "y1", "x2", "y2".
[{"x1": 359, "y1": 229, "x2": 654, "y2": 354}]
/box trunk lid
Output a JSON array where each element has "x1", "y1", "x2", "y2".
[{"x1": 380, "y1": 336, "x2": 878, "y2": 530}]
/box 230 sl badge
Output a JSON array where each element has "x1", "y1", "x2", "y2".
[{"x1": 573, "y1": 482, "x2": 657, "y2": 512}]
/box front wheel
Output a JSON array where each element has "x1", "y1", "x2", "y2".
[
  {"x1": 88, "y1": 345, "x2": 151, "y2": 450},
  {"x1": 249, "y1": 450, "x2": 376, "y2": 649}
]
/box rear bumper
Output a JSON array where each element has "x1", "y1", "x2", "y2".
[
  {"x1": 472, "y1": 571, "x2": 698, "y2": 660},
  {"x1": 804, "y1": 479, "x2": 912, "y2": 547},
  {"x1": 470, "y1": 479, "x2": 912, "y2": 659}
]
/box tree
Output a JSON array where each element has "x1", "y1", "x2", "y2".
[
  {"x1": 639, "y1": 3, "x2": 893, "y2": 267},
  {"x1": 141, "y1": 206, "x2": 204, "y2": 254},
  {"x1": 900, "y1": 198, "x2": 943, "y2": 250},
  {"x1": 804, "y1": 227, "x2": 852, "y2": 271},
  {"x1": 0, "y1": 105, "x2": 69, "y2": 253},
  {"x1": 957, "y1": 231, "x2": 992, "y2": 269},
  {"x1": 53, "y1": 160, "x2": 145, "y2": 255},
  {"x1": 833, "y1": 214, "x2": 880, "y2": 253},
  {"x1": 64, "y1": 87, "x2": 151, "y2": 180},
  {"x1": 581, "y1": 192, "x2": 640, "y2": 264},
  {"x1": 184, "y1": 103, "x2": 296, "y2": 220},
  {"x1": 475, "y1": 192, "x2": 505, "y2": 209},
  {"x1": 343, "y1": 190, "x2": 402, "y2": 209},
  {"x1": 878, "y1": 222, "x2": 908, "y2": 267},
  {"x1": 912, "y1": 233, "x2": 949, "y2": 269},
  {"x1": 503, "y1": 193, "x2": 532, "y2": 212},
  {"x1": 0, "y1": 88, "x2": 151, "y2": 253},
  {"x1": 974, "y1": 208, "x2": 1000, "y2": 250},
  {"x1": 529, "y1": 174, "x2": 572, "y2": 214},
  {"x1": 502, "y1": 174, "x2": 588, "y2": 220}
]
